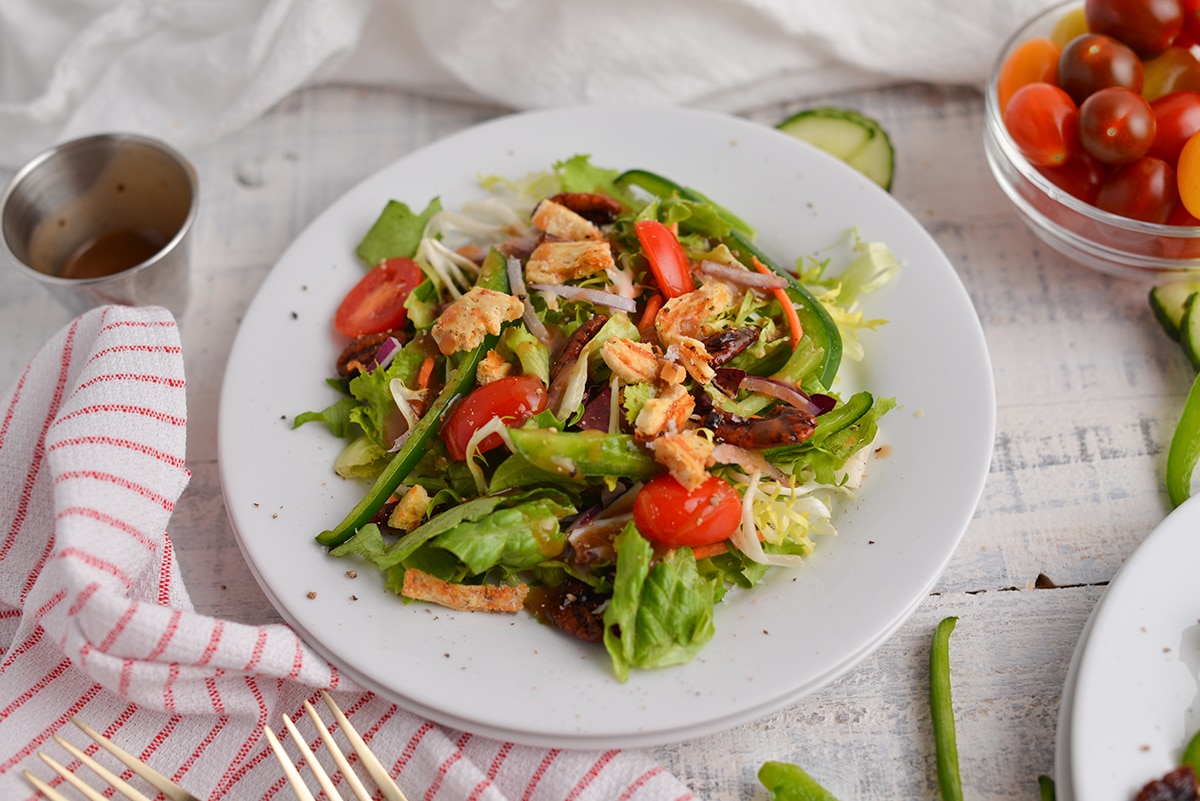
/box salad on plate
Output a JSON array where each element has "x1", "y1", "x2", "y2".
[{"x1": 295, "y1": 155, "x2": 898, "y2": 680}]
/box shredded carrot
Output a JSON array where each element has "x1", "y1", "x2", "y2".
[
  {"x1": 638, "y1": 293, "x2": 664, "y2": 335},
  {"x1": 752, "y1": 256, "x2": 802, "y2": 349},
  {"x1": 690, "y1": 541, "x2": 729, "y2": 560},
  {"x1": 417, "y1": 356, "x2": 436, "y2": 389}
]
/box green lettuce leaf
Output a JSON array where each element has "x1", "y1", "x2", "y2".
[
  {"x1": 429, "y1": 496, "x2": 572, "y2": 574},
  {"x1": 602, "y1": 524, "x2": 717, "y2": 682},
  {"x1": 356, "y1": 198, "x2": 442, "y2": 267},
  {"x1": 293, "y1": 396, "x2": 360, "y2": 439}
]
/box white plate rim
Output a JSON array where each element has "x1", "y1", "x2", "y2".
[
  {"x1": 1068, "y1": 494, "x2": 1200, "y2": 798},
  {"x1": 217, "y1": 104, "x2": 996, "y2": 749}
]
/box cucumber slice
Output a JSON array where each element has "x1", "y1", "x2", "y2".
[
  {"x1": 776, "y1": 107, "x2": 895, "y2": 191},
  {"x1": 1182, "y1": 292, "x2": 1200, "y2": 370},
  {"x1": 1150, "y1": 280, "x2": 1200, "y2": 340}
]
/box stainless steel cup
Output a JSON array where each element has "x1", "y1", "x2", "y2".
[{"x1": 1, "y1": 133, "x2": 198, "y2": 317}]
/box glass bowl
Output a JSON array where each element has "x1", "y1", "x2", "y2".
[{"x1": 983, "y1": 0, "x2": 1200, "y2": 280}]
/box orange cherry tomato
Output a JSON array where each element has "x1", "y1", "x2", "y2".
[
  {"x1": 1177, "y1": 130, "x2": 1200, "y2": 217},
  {"x1": 632, "y1": 474, "x2": 743, "y2": 549},
  {"x1": 1005, "y1": 83, "x2": 1080, "y2": 167},
  {"x1": 441, "y1": 375, "x2": 547, "y2": 461},
  {"x1": 998, "y1": 37, "x2": 1062, "y2": 113},
  {"x1": 334, "y1": 257, "x2": 424, "y2": 338},
  {"x1": 634, "y1": 219, "x2": 695, "y2": 299}
]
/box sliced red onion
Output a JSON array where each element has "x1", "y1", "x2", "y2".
[
  {"x1": 370, "y1": 336, "x2": 401, "y2": 372},
  {"x1": 698, "y1": 260, "x2": 788, "y2": 290},
  {"x1": 740, "y1": 375, "x2": 823, "y2": 415},
  {"x1": 711, "y1": 443, "x2": 789, "y2": 483},
  {"x1": 577, "y1": 386, "x2": 612, "y2": 432},
  {"x1": 507, "y1": 255, "x2": 551, "y2": 341},
  {"x1": 809, "y1": 393, "x2": 838, "y2": 415},
  {"x1": 528, "y1": 283, "x2": 638, "y2": 313}
]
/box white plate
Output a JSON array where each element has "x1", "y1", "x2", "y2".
[
  {"x1": 1068, "y1": 495, "x2": 1200, "y2": 799},
  {"x1": 218, "y1": 105, "x2": 995, "y2": 749}
]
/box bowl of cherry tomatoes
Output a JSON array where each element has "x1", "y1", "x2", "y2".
[{"x1": 985, "y1": 0, "x2": 1200, "y2": 278}]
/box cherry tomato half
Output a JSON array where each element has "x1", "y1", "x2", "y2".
[
  {"x1": 1149, "y1": 90, "x2": 1200, "y2": 164},
  {"x1": 1096, "y1": 155, "x2": 1179, "y2": 222},
  {"x1": 634, "y1": 219, "x2": 695, "y2": 299},
  {"x1": 1005, "y1": 83, "x2": 1080, "y2": 167},
  {"x1": 1085, "y1": 0, "x2": 1184, "y2": 59},
  {"x1": 1058, "y1": 33, "x2": 1144, "y2": 104},
  {"x1": 441, "y1": 375, "x2": 548, "y2": 461},
  {"x1": 334, "y1": 257, "x2": 425, "y2": 338},
  {"x1": 998, "y1": 37, "x2": 1062, "y2": 113},
  {"x1": 632, "y1": 474, "x2": 743, "y2": 549},
  {"x1": 1079, "y1": 86, "x2": 1157, "y2": 165}
]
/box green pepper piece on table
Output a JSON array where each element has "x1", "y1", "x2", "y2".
[
  {"x1": 930, "y1": 616, "x2": 964, "y2": 801},
  {"x1": 315, "y1": 248, "x2": 510, "y2": 548},
  {"x1": 757, "y1": 761, "x2": 840, "y2": 801},
  {"x1": 1167, "y1": 371, "x2": 1200, "y2": 507}
]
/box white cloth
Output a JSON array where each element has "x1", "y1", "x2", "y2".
[
  {"x1": 0, "y1": 305, "x2": 696, "y2": 801},
  {"x1": 0, "y1": 0, "x2": 1063, "y2": 169}
]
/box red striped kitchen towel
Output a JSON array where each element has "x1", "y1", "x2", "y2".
[{"x1": 0, "y1": 305, "x2": 699, "y2": 801}]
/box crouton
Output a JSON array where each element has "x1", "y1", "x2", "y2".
[
  {"x1": 649, "y1": 431, "x2": 715, "y2": 491},
  {"x1": 674, "y1": 336, "x2": 716, "y2": 384},
  {"x1": 431, "y1": 287, "x2": 523, "y2": 356},
  {"x1": 387, "y1": 485, "x2": 430, "y2": 532},
  {"x1": 634, "y1": 382, "x2": 695, "y2": 440},
  {"x1": 531, "y1": 199, "x2": 604, "y2": 241},
  {"x1": 655, "y1": 279, "x2": 732, "y2": 346},
  {"x1": 401, "y1": 568, "x2": 529, "y2": 613},
  {"x1": 601, "y1": 337, "x2": 659, "y2": 384},
  {"x1": 525, "y1": 241, "x2": 615, "y2": 284},
  {"x1": 475, "y1": 348, "x2": 513, "y2": 385}
]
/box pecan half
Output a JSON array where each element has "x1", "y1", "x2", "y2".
[
  {"x1": 547, "y1": 192, "x2": 624, "y2": 226},
  {"x1": 702, "y1": 405, "x2": 817, "y2": 450},
  {"x1": 336, "y1": 330, "x2": 403, "y2": 377},
  {"x1": 550, "y1": 314, "x2": 608, "y2": 382},
  {"x1": 703, "y1": 326, "x2": 761, "y2": 367}
]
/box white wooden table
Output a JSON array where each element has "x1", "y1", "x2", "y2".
[{"x1": 0, "y1": 81, "x2": 1182, "y2": 800}]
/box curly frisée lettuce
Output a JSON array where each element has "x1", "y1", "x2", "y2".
[{"x1": 295, "y1": 155, "x2": 899, "y2": 680}]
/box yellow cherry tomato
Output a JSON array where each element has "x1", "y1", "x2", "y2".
[
  {"x1": 1052, "y1": 7, "x2": 1089, "y2": 49},
  {"x1": 1143, "y1": 47, "x2": 1200, "y2": 101},
  {"x1": 1177, "y1": 130, "x2": 1200, "y2": 218}
]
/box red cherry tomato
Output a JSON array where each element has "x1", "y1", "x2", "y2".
[
  {"x1": 1096, "y1": 156, "x2": 1179, "y2": 221},
  {"x1": 634, "y1": 219, "x2": 695, "y2": 299},
  {"x1": 1058, "y1": 33, "x2": 1145, "y2": 104},
  {"x1": 1182, "y1": 0, "x2": 1200, "y2": 46},
  {"x1": 441, "y1": 375, "x2": 548, "y2": 461},
  {"x1": 1149, "y1": 90, "x2": 1200, "y2": 164},
  {"x1": 1039, "y1": 151, "x2": 1110, "y2": 203},
  {"x1": 998, "y1": 37, "x2": 1062, "y2": 113},
  {"x1": 1079, "y1": 86, "x2": 1157, "y2": 165},
  {"x1": 1085, "y1": 0, "x2": 1184, "y2": 58},
  {"x1": 334, "y1": 257, "x2": 425, "y2": 338},
  {"x1": 1005, "y1": 83, "x2": 1080, "y2": 167},
  {"x1": 632, "y1": 474, "x2": 743, "y2": 549}
]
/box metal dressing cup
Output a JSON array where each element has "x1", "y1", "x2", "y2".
[{"x1": 1, "y1": 133, "x2": 198, "y2": 318}]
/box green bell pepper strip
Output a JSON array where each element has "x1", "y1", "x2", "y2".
[
  {"x1": 1038, "y1": 775, "x2": 1056, "y2": 801},
  {"x1": 614, "y1": 169, "x2": 755, "y2": 236},
  {"x1": 930, "y1": 616, "x2": 964, "y2": 801},
  {"x1": 506, "y1": 428, "x2": 660, "y2": 481},
  {"x1": 614, "y1": 168, "x2": 843, "y2": 391},
  {"x1": 1167, "y1": 370, "x2": 1200, "y2": 507},
  {"x1": 757, "y1": 761, "x2": 840, "y2": 801},
  {"x1": 725, "y1": 231, "x2": 843, "y2": 391},
  {"x1": 316, "y1": 249, "x2": 510, "y2": 548}
]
